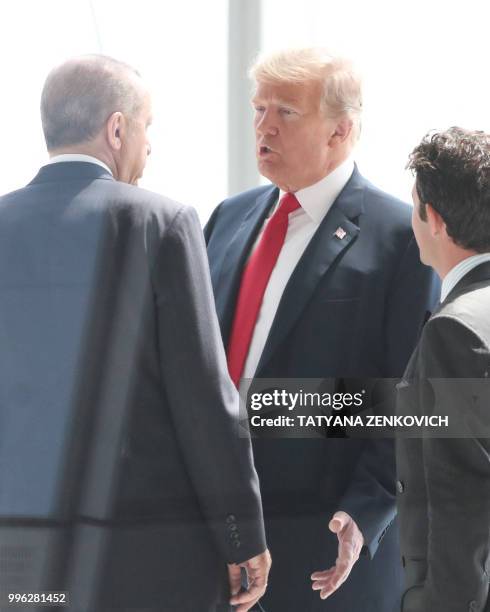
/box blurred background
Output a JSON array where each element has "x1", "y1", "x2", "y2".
[{"x1": 1, "y1": 0, "x2": 489, "y2": 223}]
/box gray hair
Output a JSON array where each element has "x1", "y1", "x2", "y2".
[
  {"x1": 41, "y1": 54, "x2": 145, "y2": 150},
  {"x1": 250, "y1": 47, "x2": 363, "y2": 140}
]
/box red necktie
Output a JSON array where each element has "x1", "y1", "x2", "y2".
[{"x1": 227, "y1": 192, "x2": 301, "y2": 386}]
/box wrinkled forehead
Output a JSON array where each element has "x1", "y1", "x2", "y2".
[{"x1": 252, "y1": 78, "x2": 323, "y2": 107}]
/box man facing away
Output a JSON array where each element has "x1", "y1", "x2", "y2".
[
  {"x1": 396, "y1": 127, "x2": 490, "y2": 612},
  {"x1": 0, "y1": 55, "x2": 270, "y2": 612},
  {"x1": 205, "y1": 47, "x2": 438, "y2": 611}
]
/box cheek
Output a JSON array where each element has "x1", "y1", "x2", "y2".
[
  {"x1": 296, "y1": 132, "x2": 327, "y2": 165},
  {"x1": 412, "y1": 207, "x2": 422, "y2": 235},
  {"x1": 138, "y1": 136, "x2": 148, "y2": 160},
  {"x1": 411, "y1": 207, "x2": 416, "y2": 230},
  {"x1": 411, "y1": 211, "x2": 428, "y2": 251},
  {"x1": 139, "y1": 146, "x2": 148, "y2": 168},
  {"x1": 283, "y1": 129, "x2": 310, "y2": 157}
]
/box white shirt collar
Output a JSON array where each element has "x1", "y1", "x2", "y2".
[
  {"x1": 279, "y1": 157, "x2": 355, "y2": 224},
  {"x1": 44, "y1": 154, "x2": 113, "y2": 176},
  {"x1": 441, "y1": 253, "x2": 490, "y2": 302}
]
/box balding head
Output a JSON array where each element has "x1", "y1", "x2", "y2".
[{"x1": 41, "y1": 54, "x2": 146, "y2": 151}]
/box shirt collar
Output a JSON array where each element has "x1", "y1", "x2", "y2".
[
  {"x1": 279, "y1": 157, "x2": 354, "y2": 224},
  {"x1": 441, "y1": 253, "x2": 490, "y2": 302},
  {"x1": 44, "y1": 154, "x2": 113, "y2": 176}
]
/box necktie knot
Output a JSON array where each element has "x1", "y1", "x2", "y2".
[{"x1": 277, "y1": 192, "x2": 301, "y2": 217}]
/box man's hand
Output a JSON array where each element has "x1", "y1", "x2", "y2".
[
  {"x1": 311, "y1": 511, "x2": 364, "y2": 600},
  {"x1": 228, "y1": 548, "x2": 271, "y2": 612}
]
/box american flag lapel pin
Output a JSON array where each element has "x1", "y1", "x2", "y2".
[{"x1": 334, "y1": 226, "x2": 347, "y2": 240}]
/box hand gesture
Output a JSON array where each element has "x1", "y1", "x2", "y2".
[{"x1": 311, "y1": 511, "x2": 363, "y2": 600}]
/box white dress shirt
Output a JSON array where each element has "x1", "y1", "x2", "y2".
[
  {"x1": 242, "y1": 157, "x2": 355, "y2": 379},
  {"x1": 44, "y1": 153, "x2": 113, "y2": 176},
  {"x1": 441, "y1": 253, "x2": 490, "y2": 302}
]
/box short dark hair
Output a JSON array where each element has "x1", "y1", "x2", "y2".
[
  {"x1": 41, "y1": 54, "x2": 144, "y2": 150},
  {"x1": 407, "y1": 127, "x2": 490, "y2": 252}
]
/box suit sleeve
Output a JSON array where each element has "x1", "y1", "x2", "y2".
[
  {"x1": 416, "y1": 316, "x2": 490, "y2": 611},
  {"x1": 339, "y1": 235, "x2": 440, "y2": 557},
  {"x1": 148, "y1": 204, "x2": 266, "y2": 564}
]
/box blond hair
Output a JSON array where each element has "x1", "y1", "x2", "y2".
[{"x1": 250, "y1": 48, "x2": 362, "y2": 140}]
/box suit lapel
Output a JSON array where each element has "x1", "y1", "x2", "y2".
[
  {"x1": 256, "y1": 171, "x2": 365, "y2": 375},
  {"x1": 215, "y1": 186, "x2": 278, "y2": 343}
]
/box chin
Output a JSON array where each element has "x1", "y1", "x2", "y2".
[{"x1": 257, "y1": 163, "x2": 280, "y2": 186}]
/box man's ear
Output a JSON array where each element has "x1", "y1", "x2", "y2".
[
  {"x1": 426, "y1": 203, "x2": 446, "y2": 237},
  {"x1": 106, "y1": 111, "x2": 125, "y2": 151},
  {"x1": 328, "y1": 117, "x2": 353, "y2": 147}
]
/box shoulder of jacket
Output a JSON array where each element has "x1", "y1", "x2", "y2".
[
  {"x1": 434, "y1": 286, "x2": 490, "y2": 348},
  {"x1": 221, "y1": 184, "x2": 274, "y2": 208}
]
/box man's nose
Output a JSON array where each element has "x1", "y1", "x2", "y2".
[{"x1": 256, "y1": 111, "x2": 278, "y2": 136}]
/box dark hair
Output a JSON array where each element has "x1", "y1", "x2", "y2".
[
  {"x1": 407, "y1": 127, "x2": 490, "y2": 252},
  {"x1": 41, "y1": 54, "x2": 144, "y2": 150}
]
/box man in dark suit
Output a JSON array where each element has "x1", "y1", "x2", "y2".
[
  {"x1": 396, "y1": 127, "x2": 490, "y2": 612},
  {"x1": 205, "y1": 47, "x2": 437, "y2": 611},
  {"x1": 0, "y1": 55, "x2": 270, "y2": 612}
]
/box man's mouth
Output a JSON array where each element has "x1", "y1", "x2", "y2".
[{"x1": 259, "y1": 145, "x2": 275, "y2": 155}]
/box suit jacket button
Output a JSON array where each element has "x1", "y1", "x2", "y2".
[
  {"x1": 230, "y1": 531, "x2": 239, "y2": 540},
  {"x1": 468, "y1": 601, "x2": 478, "y2": 611},
  {"x1": 232, "y1": 540, "x2": 241, "y2": 549},
  {"x1": 396, "y1": 480, "x2": 405, "y2": 493},
  {"x1": 226, "y1": 514, "x2": 236, "y2": 524}
]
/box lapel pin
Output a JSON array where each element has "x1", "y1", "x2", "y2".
[{"x1": 334, "y1": 226, "x2": 347, "y2": 240}]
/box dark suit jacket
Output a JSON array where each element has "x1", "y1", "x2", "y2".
[
  {"x1": 0, "y1": 162, "x2": 266, "y2": 611},
  {"x1": 396, "y1": 262, "x2": 490, "y2": 612},
  {"x1": 205, "y1": 167, "x2": 438, "y2": 611}
]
